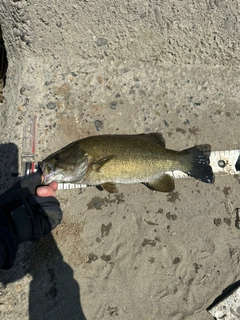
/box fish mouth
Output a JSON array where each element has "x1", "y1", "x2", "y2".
[
  {"x1": 38, "y1": 160, "x2": 51, "y2": 175},
  {"x1": 38, "y1": 159, "x2": 87, "y2": 184},
  {"x1": 38, "y1": 161, "x2": 56, "y2": 184},
  {"x1": 38, "y1": 161, "x2": 73, "y2": 184},
  {"x1": 38, "y1": 161, "x2": 46, "y2": 174}
]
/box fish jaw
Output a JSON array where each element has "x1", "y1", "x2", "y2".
[
  {"x1": 39, "y1": 158, "x2": 89, "y2": 185},
  {"x1": 39, "y1": 160, "x2": 66, "y2": 184},
  {"x1": 38, "y1": 141, "x2": 89, "y2": 185},
  {"x1": 43, "y1": 170, "x2": 66, "y2": 184}
]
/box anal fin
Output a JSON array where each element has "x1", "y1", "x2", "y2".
[
  {"x1": 101, "y1": 182, "x2": 118, "y2": 193},
  {"x1": 144, "y1": 174, "x2": 175, "y2": 192}
]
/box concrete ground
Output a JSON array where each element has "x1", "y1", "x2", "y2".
[{"x1": 0, "y1": 1, "x2": 240, "y2": 319}]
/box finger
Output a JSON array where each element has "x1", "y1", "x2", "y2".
[
  {"x1": 48, "y1": 181, "x2": 58, "y2": 191},
  {"x1": 36, "y1": 186, "x2": 56, "y2": 197},
  {"x1": 41, "y1": 176, "x2": 58, "y2": 191}
]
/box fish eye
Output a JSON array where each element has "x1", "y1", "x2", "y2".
[{"x1": 54, "y1": 154, "x2": 61, "y2": 160}]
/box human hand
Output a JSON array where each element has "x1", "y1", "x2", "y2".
[
  {"x1": 36, "y1": 181, "x2": 58, "y2": 197},
  {"x1": 0, "y1": 172, "x2": 62, "y2": 243}
]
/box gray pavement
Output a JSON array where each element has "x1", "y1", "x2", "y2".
[{"x1": 0, "y1": 1, "x2": 240, "y2": 319}]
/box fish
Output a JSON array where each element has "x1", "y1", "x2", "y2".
[{"x1": 39, "y1": 133, "x2": 214, "y2": 193}]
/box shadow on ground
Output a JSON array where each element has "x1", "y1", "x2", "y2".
[{"x1": 0, "y1": 143, "x2": 86, "y2": 319}]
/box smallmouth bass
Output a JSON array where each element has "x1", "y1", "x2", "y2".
[{"x1": 39, "y1": 133, "x2": 214, "y2": 193}]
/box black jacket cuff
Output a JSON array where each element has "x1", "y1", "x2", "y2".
[{"x1": 0, "y1": 225, "x2": 18, "y2": 270}]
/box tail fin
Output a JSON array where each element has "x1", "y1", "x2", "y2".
[{"x1": 182, "y1": 145, "x2": 214, "y2": 184}]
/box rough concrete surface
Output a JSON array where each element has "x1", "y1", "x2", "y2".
[
  {"x1": 0, "y1": 1, "x2": 240, "y2": 319},
  {"x1": 208, "y1": 285, "x2": 240, "y2": 319}
]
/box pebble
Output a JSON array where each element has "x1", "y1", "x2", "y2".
[
  {"x1": 97, "y1": 38, "x2": 108, "y2": 47},
  {"x1": 46, "y1": 102, "x2": 56, "y2": 110},
  {"x1": 163, "y1": 119, "x2": 169, "y2": 127},
  {"x1": 235, "y1": 208, "x2": 240, "y2": 229},
  {"x1": 56, "y1": 21, "x2": 62, "y2": 28},
  {"x1": 13, "y1": 27, "x2": 21, "y2": 37},
  {"x1": 110, "y1": 101, "x2": 118, "y2": 109},
  {"x1": 95, "y1": 120, "x2": 103, "y2": 131}
]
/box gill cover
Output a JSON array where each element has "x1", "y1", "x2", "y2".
[{"x1": 40, "y1": 143, "x2": 89, "y2": 184}]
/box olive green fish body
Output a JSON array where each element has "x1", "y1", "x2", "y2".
[
  {"x1": 78, "y1": 135, "x2": 189, "y2": 184},
  {"x1": 40, "y1": 133, "x2": 214, "y2": 193}
]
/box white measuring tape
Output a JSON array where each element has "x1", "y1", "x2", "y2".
[
  {"x1": 166, "y1": 149, "x2": 240, "y2": 179},
  {"x1": 57, "y1": 183, "x2": 88, "y2": 190},
  {"x1": 54, "y1": 149, "x2": 240, "y2": 190}
]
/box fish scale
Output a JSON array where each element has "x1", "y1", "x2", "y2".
[{"x1": 55, "y1": 149, "x2": 240, "y2": 189}]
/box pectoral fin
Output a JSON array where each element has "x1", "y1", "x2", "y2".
[
  {"x1": 92, "y1": 155, "x2": 114, "y2": 172},
  {"x1": 101, "y1": 182, "x2": 118, "y2": 193},
  {"x1": 144, "y1": 174, "x2": 175, "y2": 192}
]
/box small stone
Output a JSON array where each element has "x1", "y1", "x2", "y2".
[
  {"x1": 101, "y1": 254, "x2": 111, "y2": 261},
  {"x1": 97, "y1": 38, "x2": 108, "y2": 47},
  {"x1": 141, "y1": 238, "x2": 156, "y2": 247},
  {"x1": 97, "y1": 76, "x2": 104, "y2": 84},
  {"x1": 13, "y1": 27, "x2": 21, "y2": 37},
  {"x1": 224, "y1": 218, "x2": 231, "y2": 226},
  {"x1": 95, "y1": 120, "x2": 103, "y2": 131},
  {"x1": 20, "y1": 86, "x2": 31, "y2": 96},
  {"x1": 46, "y1": 102, "x2": 56, "y2": 110},
  {"x1": 163, "y1": 120, "x2": 169, "y2": 127},
  {"x1": 214, "y1": 218, "x2": 222, "y2": 226},
  {"x1": 87, "y1": 253, "x2": 98, "y2": 263},
  {"x1": 110, "y1": 101, "x2": 118, "y2": 109},
  {"x1": 172, "y1": 257, "x2": 180, "y2": 264}
]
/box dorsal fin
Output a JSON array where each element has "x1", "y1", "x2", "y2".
[{"x1": 139, "y1": 133, "x2": 165, "y2": 147}]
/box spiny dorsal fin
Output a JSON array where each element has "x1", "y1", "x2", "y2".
[
  {"x1": 144, "y1": 174, "x2": 175, "y2": 192},
  {"x1": 101, "y1": 182, "x2": 118, "y2": 193},
  {"x1": 92, "y1": 155, "x2": 114, "y2": 172},
  {"x1": 139, "y1": 133, "x2": 165, "y2": 147}
]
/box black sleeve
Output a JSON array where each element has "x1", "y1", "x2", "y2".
[{"x1": 0, "y1": 225, "x2": 18, "y2": 270}]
